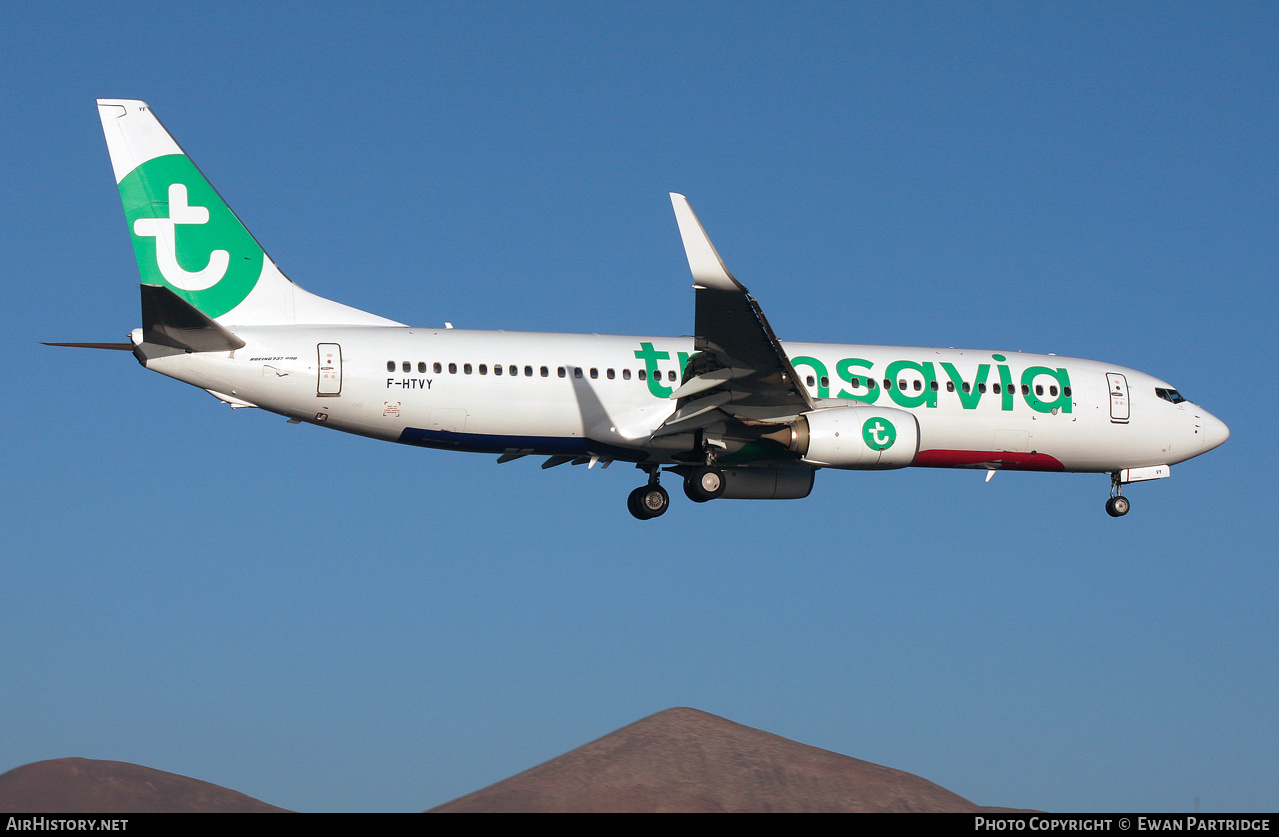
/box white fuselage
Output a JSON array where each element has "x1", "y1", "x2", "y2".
[
  {"x1": 91, "y1": 99, "x2": 1230, "y2": 518},
  {"x1": 136, "y1": 325, "x2": 1228, "y2": 474}
]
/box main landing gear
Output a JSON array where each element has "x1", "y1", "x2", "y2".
[
  {"x1": 1105, "y1": 472, "x2": 1131, "y2": 517},
  {"x1": 628, "y1": 466, "x2": 669, "y2": 520},
  {"x1": 682, "y1": 437, "x2": 726, "y2": 505},
  {"x1": 683, "y1": 465, "x2": 725, "y2": 503},
  {"x1": 627, "y1": 461, "x2": 727, "y2": 520}
]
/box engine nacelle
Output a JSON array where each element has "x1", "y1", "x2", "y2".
[{"x1": 772, "y1": 405, "x2": 920, "y2": 469}]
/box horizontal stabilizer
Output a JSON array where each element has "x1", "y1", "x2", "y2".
[
  {"x1": 205, "y1": 389, "x2": 258, "y2": 409},
  {"x1": 141, "y1": 284, "x2": 246, "y2": 352},
  {"x1": 43, "y1": 342, "x2": 133, "y2": 350}
]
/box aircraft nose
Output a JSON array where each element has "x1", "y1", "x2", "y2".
[{"x1": 1200, "y1": 412, "x2": 1230, "y2": 453}]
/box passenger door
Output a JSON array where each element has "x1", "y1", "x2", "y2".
[
  {"x1": 318, "y1": 343, "x2": 342, "y2": 396},
  {"x1": 1106, "y1": 372, "x2": 1129, "y2": 424}
]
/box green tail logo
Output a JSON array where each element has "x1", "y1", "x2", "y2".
[{"x1": 119, "y1": 154, "x2": 264, "y2": 319}]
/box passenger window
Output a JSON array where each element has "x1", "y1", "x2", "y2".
[
  {"x1": 1022, "y1": 384, "x2": 1029, "y2": 395},
  {"x1": 806, "y1": 375, "x2": 815, "y2": 387},
  {"x1": 449, "y1": 363, "x2": 457, "y2": 374},
  {"x1": 418, "y1": 362, "x2": 426, "y2": 373},
  {"x1": 574, "y1": 367, "x2": 583, "y2": 379},
  {"x1": 914, "y1": 380, "x2": 922, "y2": 392},
  {"x1": 820, "y1": 376, "x2": 829, "y2": 388},
  {"x1": 898, "y1": 379, "x2": 907, "y2": 391},
  {"x1": 525, "y1": 366, "x2": 533, "y2": 377},
  {"x1": 464, "y1": 363, "x2": 472, "y2": 375},
  {"x1": 623, "y1": 369, "x2": 631, "y2": 380},
  {"x1": 1064, "y1": 386, "x2": 1072, "y2": 397},
  {"x1": 558, "y1": 367, "x2": 566, "y2": 378},
  {"x1": 539, "y1": 366, "x2": 548, "y2": 377},
  {"x1": 434, "y1": 362, "x2": 442, "y2": 373},
  {"x1": 1049, "y1": 385, "x2": 1058, "y2": 397},
  {"x1": 402, "y1": 361, "x2": 411, "y2": 373},
  {"x1": 1035, "y1": 384, "x2": 1044, "y2": 396},
  {"x1": 638, "y1": 369, "x2": 646, "y2": 381},
  {"x1": 978, "y1": 383, "x2": 986, "y2": 393},
  {"x1": 930, "y1": 381, "x2": 938, "y2": 391},
  {"x1": 493, "y1": 364, "x2": 502, "y2": 375},
  {"x1": 993, "y1": 383, "x2": 1001, "y2": 394},
  {"x1": 479, "y1": 364, "x2": 487, "y2": 375},
  {"x1": 668, "y1": 370, "x2": 676, "y2": 382},
  {"x1": 387, "y1": 361, "x2": 395, "y2": 372},
  {"x1": 962, "y1": 382, "x2": 970, "y2": 393},
  {"x1": 946, "y1": 381, "x2": 955, "y2": 392},
  {"x1": 884, "y1": 379, "x2": 892, "y2": 390},
  {"x1": 607, "y1": 368, "x2": 615, "y2": 380},
  {"x1": 590, "y1": 368, "x2": 598, "y2": 379}
]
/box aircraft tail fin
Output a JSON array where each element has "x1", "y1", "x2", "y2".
[{"x1": 97, "y1": 99, "x2": 401, "y2": 327}]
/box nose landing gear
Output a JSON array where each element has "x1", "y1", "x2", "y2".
[{"x1": 1106, "y1": 473, "x2": 1131, "y2": 517}]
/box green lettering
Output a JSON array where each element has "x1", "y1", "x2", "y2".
[
  {"x1": 790, "y1": 356, "x2": 830, "y2": 398},
  {"x1": 1021, "y1": 366, "x2": 1073, "y2": 414},
  {"x1": 635, "y1": 342, "x2": 672, "y2": 398},
  {"x1": 886, "y1": 360, "x2": 937, "y2": 408},
  {"x1": 836, "y1": 357, "x2": 878, "y2": 404},
  {"x1": 995, "y1": 357, "x2": 1015, "y2": 411},
  {"x1": 941, "y1": 362, "x2": 989, "y2": 410}
]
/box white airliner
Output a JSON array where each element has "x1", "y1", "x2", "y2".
[{"x1": 59, "y1": 99, "x2": 1229, "y2": 520}]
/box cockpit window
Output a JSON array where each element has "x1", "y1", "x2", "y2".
[{"x1": 1155, "y1": 387, "x2": 1187, "y2": 404}]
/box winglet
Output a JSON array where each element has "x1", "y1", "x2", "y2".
[
  {"x1": 659, "y1": 195, "x2": 815, "y2": 427},
  {"x1": 669, "y1": 194, "x2": 745, "y2": 292}
]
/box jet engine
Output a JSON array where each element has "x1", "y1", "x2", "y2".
[{"x1": 763, "y1": 405, "x2": 920, "y2": 469}]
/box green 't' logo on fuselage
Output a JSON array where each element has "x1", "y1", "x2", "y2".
[
  {"x1": 862, "y1": 417, "x2": 896, "y2": 451},
  {"x1": 118, "y1": 154, "x2": 263, "y2": 319}
]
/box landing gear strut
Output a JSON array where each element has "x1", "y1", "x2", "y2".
[
  {"x1": 1105, "y1": 473, "x2": 1131, "y2": 517},
  {"x1": 628, "y1": 465, "x2": 669, "y2": 520},
  {"x1": 681, "y1": 436, "x2": 726, "y2": 504}
]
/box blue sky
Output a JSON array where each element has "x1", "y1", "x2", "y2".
[{"x1": 2, "y1": 2, "x2": 1275, "y2": 813}]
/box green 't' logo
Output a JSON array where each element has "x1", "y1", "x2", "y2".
[
  {"x1": 862, "y1": 417, "x2": 896, "y2": 451},
  {"x1": 118, "y1": 154, "x2": 264, "y2": 319}
]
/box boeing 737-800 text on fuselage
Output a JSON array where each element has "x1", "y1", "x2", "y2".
[{"x1": 56, "y1": 100, "x2": 1229, "y2": 519}]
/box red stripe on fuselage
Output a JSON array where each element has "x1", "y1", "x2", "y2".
[{"x1": 914, "y1": 449, "x2": 1065, "y2": 471}]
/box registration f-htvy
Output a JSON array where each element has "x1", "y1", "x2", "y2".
[{"x1": 56, "y1": 100, "x2": 1229, "y2": 520}]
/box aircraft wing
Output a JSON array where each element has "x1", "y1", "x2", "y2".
[{"x1": 655, "y1": 194, "x2": 814, "y2": 437}]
